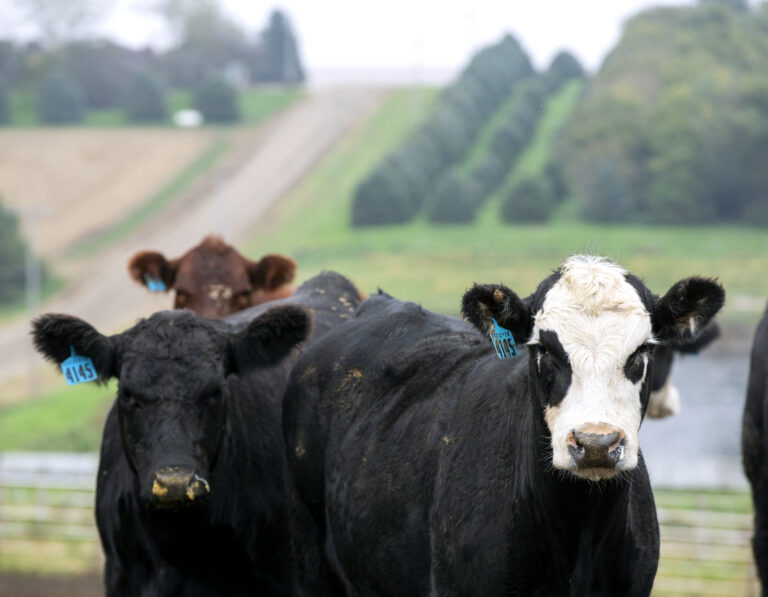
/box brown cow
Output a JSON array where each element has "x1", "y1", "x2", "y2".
[{"x1": 128, "y1": 235, "x2": 296, "y2": 319}]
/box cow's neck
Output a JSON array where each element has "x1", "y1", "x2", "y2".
[{"x1": 522, "y1": 361, "x2": 632, "y2": 582}]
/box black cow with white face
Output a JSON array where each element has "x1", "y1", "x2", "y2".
[
  {"x1": 742, "y1": 304, "x2": 768, "y2": 591},
  {"x1": 32, "y1": 306, "x2": 310, "y2": 596},
  {"x1": 283, "y1": 256, "x2": 724, "y2": 596}
]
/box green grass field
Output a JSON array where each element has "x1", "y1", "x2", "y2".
[
  {"x1": 245, "y1": 87, "x2": 768, "y2": 319},
  {"x1": 0, "y1": 381, "x2": 115, "y2": 452}
]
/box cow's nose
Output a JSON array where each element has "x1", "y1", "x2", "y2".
[
  {"x1": 567, "y1": 430, "x2": 626, "y2": 469},
  {"x1": 151, "y1": 466, "x2": 210, "y2": 505}
]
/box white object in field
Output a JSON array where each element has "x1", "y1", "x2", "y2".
[{"x1": 173, "y1": 109, "x2": 204, "y2": 128}]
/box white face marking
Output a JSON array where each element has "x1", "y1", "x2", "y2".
[
  {"x1": 530, "y1": 256, "x2": 653, "y2": 480},
  {"x1": 207, "y1": 284, "x2": 233, "y2": 306}
]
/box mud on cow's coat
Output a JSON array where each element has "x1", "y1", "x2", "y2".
[{"x1": 283, "y1": 255, "x2": 724, "y2": 596}]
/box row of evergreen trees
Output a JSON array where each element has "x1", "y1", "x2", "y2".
[
  {"x1": 0, "y1": 8, "x2": 302, "y2": 126},
  {"x1": 0, "y1": 70, "x2": 239, "y2": 125},
  {"x1": 352, "y1": 36, "x2": 533, "y2": 226},
  {"x1": 352, "y1": 35, "x2": 584, "y2": 227}
]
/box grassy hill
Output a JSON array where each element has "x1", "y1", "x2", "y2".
[{"x1": 246, "y1": 87, "x2": 768, "y2": 318}]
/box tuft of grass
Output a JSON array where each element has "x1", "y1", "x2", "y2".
[{"x1": 0, "y1": 380, "x2": 114, "y2": 452}]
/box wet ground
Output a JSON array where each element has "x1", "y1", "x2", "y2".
[
  {"x1": 0, "y1": 573, "x2": 102, "y2": 597},
  {"x1": 641, "y1": 351, "x2": 750, "y2": 489}
]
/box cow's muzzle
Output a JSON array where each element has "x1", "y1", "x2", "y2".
[
  {"x1": 150, "y1": 466, "x2": 210, "y2": 508},
  {"x1": 567, "y1": 428, "x2": 626, "y2": 471}
]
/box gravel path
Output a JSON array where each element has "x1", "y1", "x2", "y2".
[{"x1": 0, "y1": 87, "x2": 387, "y2": 386}]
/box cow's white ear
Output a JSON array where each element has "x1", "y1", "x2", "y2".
[
  {"x1": 461, "y1": 284, "x2": 532, "y2": 341},
  {"x1": 653, "y1": 277, "x2": 725, "y2": 344},
  {"x1": 31, "y1": 314, "x2": 118, "y2": 381},
  {"x1": 127, "y1": 251, "x2": 178, "y2": 292}
]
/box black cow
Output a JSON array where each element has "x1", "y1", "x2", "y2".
[
  {"x1": 646, "y1": 321, "x2": 721, "y2": 418},
  {"x1": 742, "y1": 303, "x2": 768, "y2": 591},
  {"x1": 283, "y1": 256, "x2": 724, "y2": 596},
  {"x1": 227, "y1": 270, "x2": 363, "y2": 338},
  {"x1": 32, "y1": 305, "x2": 310, "y2": 596}
]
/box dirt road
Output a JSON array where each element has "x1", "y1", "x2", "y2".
[{"x1": 0, "y1": 87, "x2": 387, "y2": 387}]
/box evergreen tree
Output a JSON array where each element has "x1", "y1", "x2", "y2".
[
  {"x1": 125, "y1": 71, "x2": 167, "y2": 123},
  {"x1": 0, "y1": 201, "x2": 28, "y2": 306},
  {"x1": 193, "y1": 76, "x2": 240, "y2": 123},
  {"x1": 37, "y1": 69, "x2": 84, "y2": 124},
  {"x1": 254, "y1": 10, "x2": 305, "y2": 84},
  {"x1": 0, "y1": 76, "x2": 8, "y2": 125}
]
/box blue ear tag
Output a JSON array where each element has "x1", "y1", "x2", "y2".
[
  {"x1": 144, "y1": 273, "x2": 166, "y2": 292},
  {"x1": 491, "y1": 318, "x2": 519, "y2": 359},
  {"x1": 61, "y1": 346, "x2": 98, "y2": 386}
]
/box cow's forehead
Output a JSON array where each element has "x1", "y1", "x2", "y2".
[{"x1": 532, "y1": 256, "x2": 652, "y2": 361}]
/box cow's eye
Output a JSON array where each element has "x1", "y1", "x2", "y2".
[
  {"x1": 624, "y1": 346, "x2": 649, "y2": 383},
  {"x1": 235, "y1": 292, "x2": 251, "y2": 308},
  {"x1": 537, "y1": 344, "x2": 548, "y2": 356},
  {"x1": 175, "y1": 291, "x2": 189, "y2": 308}
]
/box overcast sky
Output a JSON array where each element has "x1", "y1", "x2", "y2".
[{"x1": 2, "y1": 0, "x2": 697, "y2": 82}]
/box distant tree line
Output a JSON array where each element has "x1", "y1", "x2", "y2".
[
  {"x1": 555, "y1": 0, "x2": 768, "y2": 225},
  {"x1": 352, "y1": 35, "x2": 534, "y2": 226},
  {"x1": 354, "y1": 0, "x2": 768, "y2": 228},
  {"x1": 0, "y1": 5, "x2": 304, "y2": 126},
  {"x1": 352, "y1": 36, "x2": 585, "y2": 227}
]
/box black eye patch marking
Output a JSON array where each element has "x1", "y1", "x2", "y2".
[
  {"x1": 624, "y1": 344, "x2": 650, "y2": 384},
  {"x1": 535, "y1": 330, "x2": 572, "y2": 407},
  {"x1": 538, "y1": 330, "x2": 569, "y2": 367}
]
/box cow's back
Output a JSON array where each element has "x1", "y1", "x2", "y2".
[
  {"x1": 283, "y1": 294, "x2": 514, "y2": 593},
  {"x1": 743, "y1": 303, "x2": 768, "y2": 587}
]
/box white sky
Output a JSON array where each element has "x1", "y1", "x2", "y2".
[{"x1": 1, "y1": 0, "x2": 697, "y2": 82}]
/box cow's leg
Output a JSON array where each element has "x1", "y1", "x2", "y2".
[{"x1": 752, "y1": 475, "x2": 768, "y2": 595}]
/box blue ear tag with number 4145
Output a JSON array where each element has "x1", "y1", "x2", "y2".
[
  {"x1": 61, "y1": 346, "x2": 98, "y2": 386},
  {"x1": 491, "y1": 318, "x2": 519, "y2": 359},
  {"x1": 144, "y1": 273, "x2": 166, "y2": 292}
]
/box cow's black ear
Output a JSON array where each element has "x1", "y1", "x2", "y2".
[
  {"x1": 672, "y1": 320, "x2": 721, "y2": 354},
  {"x1": 31, "y1": 314, "x2": 117, "y2": 381},
  {"x1": 653, "y1": 277, "x2": 725, "y2": 344},
  {"x1": 461, "y1": 284, "x2": 532, "y2": 342},
  {"x1": 228, "y1": 305, "x2": 311, "y2": 372},
  {"x1": 127, "y1": 251, "x2": 178, "y2": 291}
]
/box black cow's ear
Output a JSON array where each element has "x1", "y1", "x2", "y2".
[
  {"x1": 31, "y1": 314, "x2": 117, "y2": 381},
  {"x1": 653, "y1": 277, "x2": 725, "y2": 344},
  {"x1": 127, "y1": 251, "x2": 178, "y2": 291},
  {"x1": 673, "y1": 320, "x2": 721, "y2": 354},
  {"x1": 461, "y1": 283, "x2": 532, "y2": 342},
  {"x1": 248, "y1": 254, "x2": 297, "y2": 291},
  {"x1": 228, "y1": 305, "x2": 311, "y2": 372}
]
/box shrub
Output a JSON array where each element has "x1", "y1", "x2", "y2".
[
  {"x1": 351, "y1": 160, "x2": 415, "y2": 226},
  {"x1": 124, "y1": 71, "x2": 167, "y2": 123},
  {"x1": 193, "y1": 77, "x2": 240, "y2": 123},
  {"x1": 0, "y1": 76, "x2": 8, "y2": 125},
  {"x1": 501, "y1": 176, "x2": 556, "y2": 223},
  {"x1": 428, "y1": 171, "x2": 480, "y2": 223},
  {"x1": 0, "y1": 201, "x2": 28, "y2": 306},
  {"x1": 37, "y1": 70, "x2": 84, "y2": 124}
]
